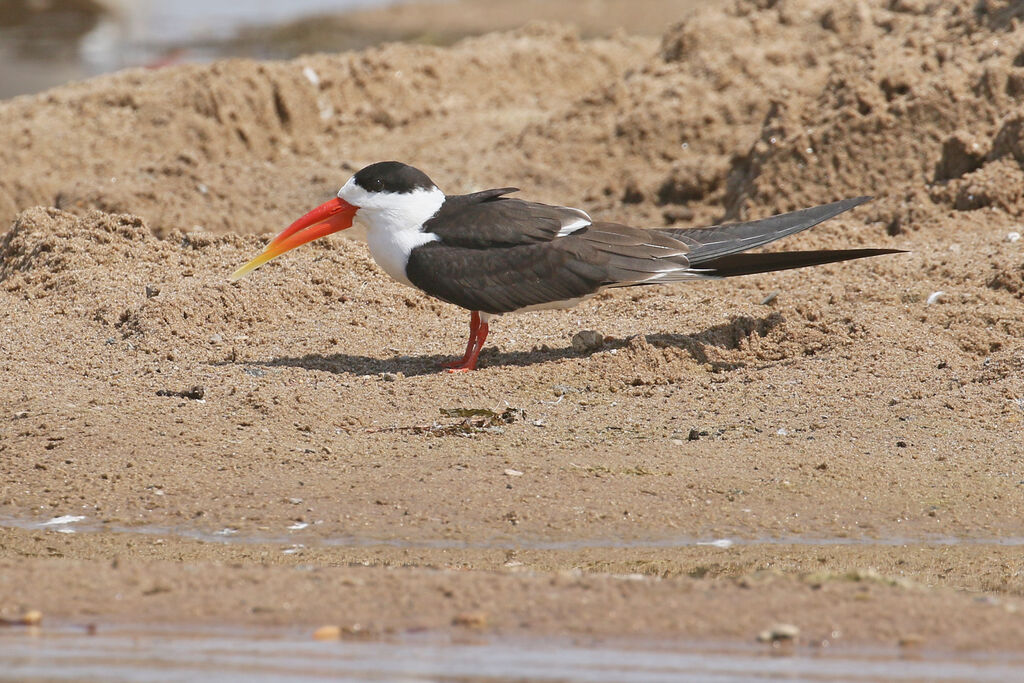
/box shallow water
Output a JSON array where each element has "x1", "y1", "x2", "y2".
[
  {"x1": 0, "y1": 0, "x2": 399, "y2": 98},
  {"x1": 6, "y1": 514, "x2": 1024, "y2": 681},
  {"x1": 5, "y1": 513, "x2": 1024, "y2": 552},
  {"x1": 2, "y1": 625, "x2": 1022, "y2": 683}
]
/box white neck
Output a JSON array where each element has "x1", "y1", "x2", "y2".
[{"x1": 337, "y1": 178, "x2": 445, "y2": 286}]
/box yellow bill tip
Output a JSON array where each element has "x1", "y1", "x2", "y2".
[{"x1": 230, "y1": 250, "x2": 276, "y2": 281}]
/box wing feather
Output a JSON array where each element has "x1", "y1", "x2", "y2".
[{"x1": 404, "y1": 194, "x2": 893, "y2": 313}]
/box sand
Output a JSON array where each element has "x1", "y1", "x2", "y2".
[{"x1": 1, "y1": 0, "x2": 1023, "y2": 654}]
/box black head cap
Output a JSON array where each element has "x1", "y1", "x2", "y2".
[{"x1": 352, "y1": 161, "x2": 437, "y2": 194}]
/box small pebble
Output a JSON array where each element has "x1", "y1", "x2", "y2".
[
  {"x1": 380, "y1": 372, "x2": 398, "y2": 382},
  {"x1": 760, "y1": 290, "x2": 780, "y2": 305},
  {"x1": 758, "y1": 623, "x2": 799, "y2": 643},
  {"x1": 155, "y1": 386, "x2": 205, "y2": 401},
  {"x1": 145, "y1": 284, "x2": 160, "y2": 298},
  {"x1": 1, "y1": 610, "x2": 43, "y2": 627},
  {"x1": 504, "y1": 468, "x2": 523, "y2": 477},
  {"x1": 452, "y1": 611, "x2": 488, "y2": 629},
  {"x1": 209, "y1": 333, "x2": 223, "y2": 344},
  {"x1": 571, "y1": 330, "x2": 604, "y2": 353},
  {"x1": 313, "y1": 625, "x2": 341, "y2": 641},
  {"x1": 1007, "y1": 231, "x2": 1021, "y2": 243},
  {"x1": 925, "y1": 291, "x2": 944, "y2": 305},
  {"x1": 302, "y1": 66, "x2": 321, "y2": 87},
  {"x1": 898, "y1": 633, "x2": 925, "y2": 648}
]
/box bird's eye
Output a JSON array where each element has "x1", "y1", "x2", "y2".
[{"x1": 374, "y1": 179, "x2": 383, "y2": 189}]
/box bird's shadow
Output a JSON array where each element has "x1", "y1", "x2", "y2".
[{"x1": 244, "y1": 313, "x2": 784, "y2": 377}]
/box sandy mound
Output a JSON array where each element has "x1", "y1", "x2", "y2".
[
  {"x1": 723, "y1": 0, "x2": 1024, "y2": 229},
  {"x1": 0, "y1": 25, "x2": 649, "y2": 237},
  {"x1": 4, "y1": 0, "x2": 1024, "y2": 237}
]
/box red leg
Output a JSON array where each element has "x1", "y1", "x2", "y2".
[
  {"x1": 441, "y1": 311, "x2": 480, "y2": 369},
  {"x1": 445, "y1": 314, "x2": 489, "y2": 372}
]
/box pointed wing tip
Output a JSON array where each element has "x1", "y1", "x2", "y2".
[{"x1": 841, "y1": 195, "x2": 873, "y2": 209}]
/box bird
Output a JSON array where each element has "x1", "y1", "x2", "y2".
[{"x1": 231, "y1": 161, "x2": 902, "y2": 371}]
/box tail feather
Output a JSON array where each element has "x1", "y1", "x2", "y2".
[
  {"x1": 696, "y1": 248, "x2": 905, "y2": 278},
  {"x1": 665, "y1": 196, "x2": 874, "y2": 266}
]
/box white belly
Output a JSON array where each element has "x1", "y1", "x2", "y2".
[{"x1": 364, "y1": 226, "x2": 439, "y2": 287}]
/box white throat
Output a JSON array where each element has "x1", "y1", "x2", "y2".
[{"x1": 338, "y1": 177, "x2": 445, "y2": 286}]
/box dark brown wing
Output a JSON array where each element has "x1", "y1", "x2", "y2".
[
  {"x1": 405, "y1": 222, "x2": 693, "y2": 314},
  {"x1": 424, "y1": 192, "x2": 593, "y2": 247},
  {"x1": 406, "y1": 195, "x2": 900, "y2": 314}
]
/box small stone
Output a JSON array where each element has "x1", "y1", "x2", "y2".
[
  {"x1": 687, "y1": 428, "x2": 700, "y2": 441},
  {"x1": 925, "y1": 291, "x2": 944, "y2": 305},
  {"x1": 504, "y1": 468, "x2": 523, "y2": 477},
  {"x1": 145, "y1": 284, "x2": 160, "y2": 298},
  {"x1": 898, "y1": 633, "x2": 925, "y2": 648},
  {"x1": 313, "y1": 625, "x2": 341, "y2": 641},
  {"x1": 671, "y1": 438, "x2": 685, "y2": 446},
  {"x1": 341, "y1": 623, "x2": 374, "y2": 639},
  {"x1": 1007, "y1": 231, "x2": 1021, "y2": 243},
  {"x1": 757, "y1": 623, "x2": 799, "y2": 643},
  {"x1": 302, "y1": 66, "x2": 321, "y2": 87},
  {"x1": 571, "y1": 330, "x2": 604, "y2": 353},
  {"x1": 21, "y1": 610, "x2": 42, "y2": 626},
  {"x1": 157, "y1": 385, "x2": 205, "y2": 400},
  {"x1": 452, "y1": 611, "x2": 488, "y2": 629},
  {"x1": 380, "y1": 372, "x2": 398, "y2": 382},
  {"x1": 209, "y1": 334, "x2": 224, "y2": 344},
  {"x1": 760, "y1": 290, "x2": 780, "y2": 305}
]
